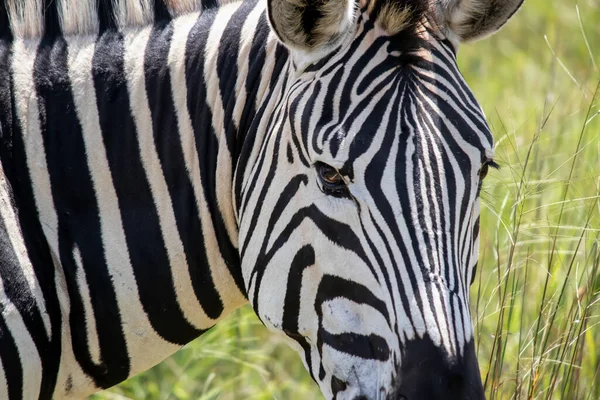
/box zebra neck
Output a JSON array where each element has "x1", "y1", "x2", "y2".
[{"x1": 0, "y1": 2, "x2": 292, "y2": 394}]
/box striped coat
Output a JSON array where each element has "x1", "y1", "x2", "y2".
[{"x1": 0, "y1": 0, "x2": 522, "y2": 398}]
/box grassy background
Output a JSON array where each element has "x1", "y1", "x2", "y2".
[{"x1": 93, "y1": 0, "x2": 600, "y2": 398}]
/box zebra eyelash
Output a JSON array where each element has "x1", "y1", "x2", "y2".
[
  {"x1": 478, "y1": 158, "x2": 499, "y2": 183},
  {"x1": 486, "y1": 159, "x2": 500, "y2": 170}
]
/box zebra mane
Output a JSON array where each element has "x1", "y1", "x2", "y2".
[{"x1": 2, "y1": 0, "x2": 225, "y2": 39}]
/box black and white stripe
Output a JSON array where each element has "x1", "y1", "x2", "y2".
[{"x1": 0, "y1": 0, "x2": 522, "y2": 398}]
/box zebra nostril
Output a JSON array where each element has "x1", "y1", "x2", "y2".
[
  {"x1": 331, "y1": 375, "x2": 348, "y2": 394},
  {"x1": 448, "y1": 371, "x2": 465, "y2": 391}
]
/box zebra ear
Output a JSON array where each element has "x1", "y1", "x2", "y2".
[
  {"x1": 433, "y1": 0, "x2": 524, "y2": 42},
  {"x1": 267, "y1": 0, "x2": 355, "y2": 52}
]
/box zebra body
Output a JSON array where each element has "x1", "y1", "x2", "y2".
[{"x1": 0, "y1": 0, "x2": 523, "y2": 398}]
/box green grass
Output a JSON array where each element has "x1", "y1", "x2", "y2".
[{"x1": 93, "y1": 0, "x2": 600, "y2": 398}]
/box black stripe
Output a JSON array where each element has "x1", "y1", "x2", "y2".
[
  {"x1": 317, "y1": 66, "x2": 344, "y2": 156},
  {"x1": 97, "y1": 0, "x2": 117, "y2": 32},
  {"x1": 281, "y1": 245, "x2": 316, "y2": 381},
  {"x1": 0, "y1": 2, "x2": 12, "y2": 39},
  {"x1": 315, "y1": 275, "x2": 390, "y2": 361},
  {"x1": 202, "y1": 0, "x2": 219, "y2": 10},
  {"x1": 185, "y1": 10, "x2": 246, "y2": 294},
  {"x1": 154, "y1": 0, "x2": 172, "y2": 22},
  {"x1": 93, "y1": 31, "x2": 201, "y2": 345},
  {"x1": 0, "y1": 39, "x2": 12, "y2": 162},
  {"x1": 144, "y1": 21, "x2": 223, "y2": 320},
  {"x1": 322, "y1": 331, "x2": 390, "y2": 361},
  {"x1": 43, "y1": 0, "x2": 62, "y2": 37},
  {"x1": 0, "y1": 312, "x2": 22, "y2": 400},
  {"x1": 287, "y1": 82, "x2": 313, "y2": 163},
  {"x1": 298, "y1": 80, "x2": 322, "y2": 157},
  {"x1": 34, "y1": 36, "x2": 129, "y2": 388}
]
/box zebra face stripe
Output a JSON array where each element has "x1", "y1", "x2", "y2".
[{"x1": 241, "y1": 10, "x2": 493, "y2": 400}]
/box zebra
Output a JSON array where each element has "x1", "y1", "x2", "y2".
[{"x1": 0, "y1": 0, "x2": 523, "y2": 398}]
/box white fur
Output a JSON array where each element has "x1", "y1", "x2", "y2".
[
  {"x1": 0, "y1": 354, "x2": 6, "y2": 400},
  {"x1": 71, "y1": 245, "x2": 101, "y2": 366}
]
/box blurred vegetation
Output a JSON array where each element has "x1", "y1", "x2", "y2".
[{"x1": 93, "y1": 0, "x2": 600, "y2": 398}]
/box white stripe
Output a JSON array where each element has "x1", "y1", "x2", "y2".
[
  {"x1": 71, "y1": 245, "x2": 101, "y2": 365},
  {"x1": 0, "y1": 352, "x2": 7, "y2": 400},
  {"x1": 0, "y1": 277, "x2": 41, "y2": 399}
]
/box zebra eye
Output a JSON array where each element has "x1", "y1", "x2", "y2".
[
  {"x1": 480, "y1": 159, "x2": 499, "y2": 180},
  {"x1": 315, "y1": 162, "x2": 348, "y2": 197},
  {"x1": 479, "y1": 164, "x2": 490, "y2": 180}
]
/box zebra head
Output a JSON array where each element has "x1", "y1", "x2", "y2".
[{"x1": 239, "y1": 0, "x2": 523, "y2": 398}]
